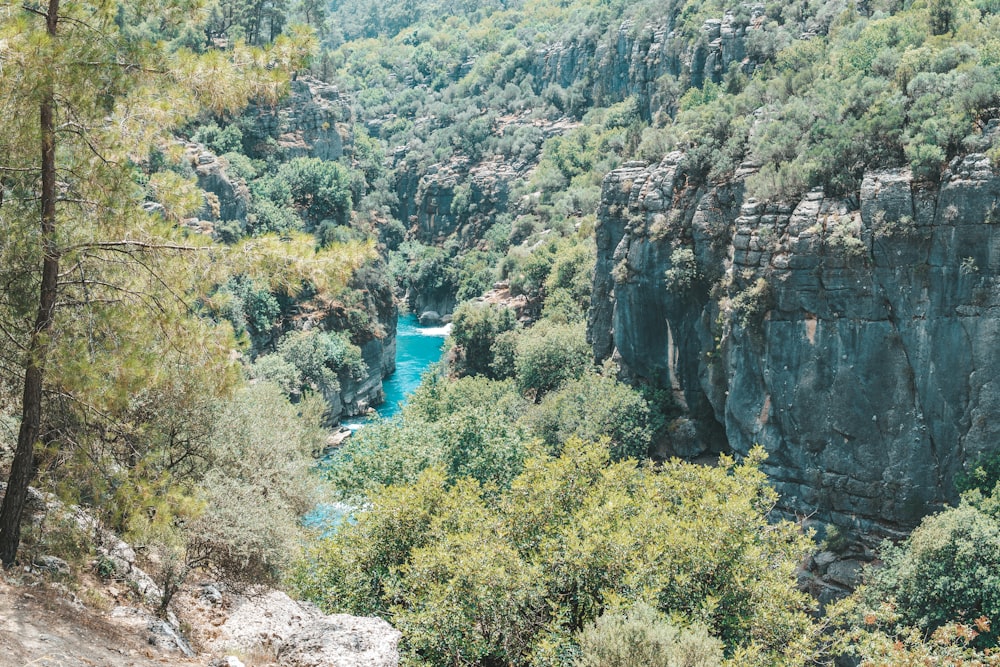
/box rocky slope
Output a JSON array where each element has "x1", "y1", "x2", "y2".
[
  {"x1": 591, "y1": 146, "x2": 1000, "y2": 537},
  {"x1": 383, "y1": 6, "x2": 814, "y2": 317},
  {"x1": 0, "y1": 482, "x2": 402, "y2": 667},
  {"x1": 246, "y1": 76, "x2": 353, "y2": 162}
]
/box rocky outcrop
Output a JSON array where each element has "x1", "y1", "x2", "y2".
[
  {"x1": 205, "y1": 590, "x2": 401, "y2": 667},
  {"x1": 245, "y1": 76, "x2": 352, "y2": 161},
  {"x1": 591, "y1": 151, "x2": 1000, "y2": 536},
  {"x1": 531, "y1": 9, "x2": 761, "y2": 119},
  {"x1": 316, "y1": 263, "x2": 399, "y2": 420},
  {"x1": 185, "y1": 144, "x2": 252, "y2": 225}
]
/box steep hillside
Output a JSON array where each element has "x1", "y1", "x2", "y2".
[{"x1": 308, "y1": 0, "x2": 1000, "y2": 534}]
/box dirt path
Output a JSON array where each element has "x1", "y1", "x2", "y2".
[{"x1": 0, "y1": 578, "x2": 206, "y2": 667}]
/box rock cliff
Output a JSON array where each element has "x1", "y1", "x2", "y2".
[
  {"x1": 183, "y1": 78, "x2": 398, "y2": 422},
  {"x1": 531, "y1": 11, "x2": 757, "y2": 118},
  {"x1": 246, "y1": 76, "x2": 352, "y2": 161},
  {"x1": 591, "y1": 151, "x2": 1000, "y2": 536},
  {"x1": 317, "y1": 263, "x2": 399, "y2": 420}
]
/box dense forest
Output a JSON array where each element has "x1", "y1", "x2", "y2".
[{"x1": 2, "y1": 0, "x2": 1000, "y2": 665}]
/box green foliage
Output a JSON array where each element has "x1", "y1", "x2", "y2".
[
  {"x1": 576, "y1": 603, "x2": 723, "y2": 667},
  {"x1": 957, "y1": 449, "x2": 1000, "y2": 495},
  {"x1": 323, "y1": 375, "x2": 529, "y2": 497},
  {"x1": 726, "y1": 277, "x2": 773, "y2": 332},
  {"x1": 218, "y1": 276, "x2": 282, "y2": 350},
  {"x1": 194, "y1": 121, "x2": 245, "y2": 154},
  {"x1": 0, "y1": 0, "x2": 317, "y2": 566},
  {"x1": 268, "y1": 329, "x2": 367, "y2": 399},
  {"x1": 544, "y1": 237, "x2": 596, "y2": 312},
  {"x1": 205, "y1": 0, "x2": 291, "y2": 46},
  {"x1": 388, "y1": 241, "x2": 455, "y2": 300},
  {"x1": 512, "y1": 320, "x2": 592, "y2": 399},
  {"x1": 296, "y1": 442, "x2": 817, "y2": 665},
  {"x1": 273, "y1": 156, "x2": 354, "y2": 227},
  {"x1": 246, "y1": 196, "x2": 302, "y2": 236},
  {"x1": 864, "y1": 497, "x2": 1000, "y2": 647},
  {"x1": 829, "y1": 592, "x2": 1000, "y2": 666},
  {"x1": 449, "y1": 302, "x2": 518, "y2": 377},
  {"x1": 664, "y1": 247, "x2": 701, "y2": 293},
  {"x1": 524, "y1": 371, "x2": 652, "y2": 460},
  {"x1": 182, "y1": 382, "x2": 322, "y2": 588},
  {"x1": 288, "y1": 466, "x2": 451, "y2": 615}
]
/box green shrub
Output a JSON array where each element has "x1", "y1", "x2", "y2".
[
  {"x1": 217, "y1": 276, "x2": 281, "y2": 352},
  {"x1": 524, "y1": 371, "x2": 652, "y2": 460},
  {"x1": 512, "y1": 320, "x2": 592, "y2": 399},
  {"x1": 194, "y1": 122, "x2": 244, "y2": 155},
  {"x1": 324, "y1": 376, "x2": 529, "y2": 496},
  {"x1": 664, "y1": 247, "x2": 700, "y2": 293},
  {"x1": 275, "y1": 157, "x2": 353, "y2": 227},
  {"x1": 956, "y1": 449, "x2": 1000, "y2": 496},
  {"x1": 296, "y1": 442, "x2": 816, "y2": 664},
  {"x1": 450, "y1": 302, "x2": 518, "y2": 377},
  {"x1": 577, "y1": 603, "x2": 723, "y2": 667},
  {"x1": 269, "y1": 329, "x2": 366, "y2": 399},
  {"x1": 864, "y1": 499, "x2": 1000, "y2": 647}
]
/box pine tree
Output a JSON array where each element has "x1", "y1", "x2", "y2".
[{"x1": 0, "y1": 0, "x2": 313, "y2": 566}]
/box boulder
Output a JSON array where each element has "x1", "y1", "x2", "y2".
[
  {"x1": 148, "y1": 619, "x2": 195, "y2": 657},
  {"x1": 277, "y1": 615, "x2": 401, "y2": 667},
  {"x1": 418, "y1": 310, "x2": 442, "y2": 325},
  {"x1": 31, "y1": 555, "x2": 69, "y2": 576},
  {"x1": 207, "y1": 590, "x2": 400, "y2": 666}
]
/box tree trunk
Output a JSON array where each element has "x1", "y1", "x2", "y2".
[{"x1": 0, "y1": 0, "x2": 60, "y2": 567}]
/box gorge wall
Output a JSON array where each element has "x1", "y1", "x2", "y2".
[
  {"x1": 388, "y1": 7, "x2": 782, "y2": 266},
  {"x1": 590, "y1": 150, "x2": 1000, "y2": 536},
  {"x1": 190, "y1": 77, "x2": 398, "y2": 423}
]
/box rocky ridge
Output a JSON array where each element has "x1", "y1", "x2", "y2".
[{"x1": 590, "y1": 149, "x2": 1000, "y2": 537}]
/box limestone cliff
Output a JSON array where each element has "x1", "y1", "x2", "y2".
[
  {"x1": 385, "y1": 7, "x2": 780, "y2": 314},
  {"x1": 531, "y1": 10, "x2": 758, "y2": 119},
  {"x1": 184, "y1": 77, "x2": 397, "y2": 422},
  {"x1": 246, "y1": 76, "x2": 352, "y2": 161},
  {"x1": 591, "y1": 151, "x2": 1000, "y2": 536}
]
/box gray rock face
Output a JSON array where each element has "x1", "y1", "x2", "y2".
[
  {"x1": 418, "y1": 310, "x2": 442, "y2": 325},
  {"x1": 186, "y1": 144, "x2": 251, "y2": 224},
  {"x1": 590, "y1": 152, "x2": 1000, "y2": 536},
  {"x1": 148, "y1": 619, "x2": 195, "y2": 657},
  {"x1": 396, "y1": 155, "x2": 519, "y2": 250},
  {"x1": 318, "y1": 267, "x2": 398, "y2": 421},
  {"x1": 246, "y1": 76, "x2": 350, "y2": 161},
  {"x1": 529, "y1": 10, "x2": 761, "y2": 119}
]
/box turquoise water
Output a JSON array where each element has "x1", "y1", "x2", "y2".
[
  {"x1": 307, "y1": 314, "x2": 448, "y2": 531},
  {"x1": 375, "y1": 313, "x2": 449, "y2": 418}
]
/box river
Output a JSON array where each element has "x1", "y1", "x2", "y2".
[
  {"x1": 308, "y1": 314, "x2": 449, "y2": 531},
  {"x1": 375, "y1": 313, "x2": 450, "y2": 418},
  {"x1": 342, "y1": 313, "x2": 449, "y2": 428}
]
